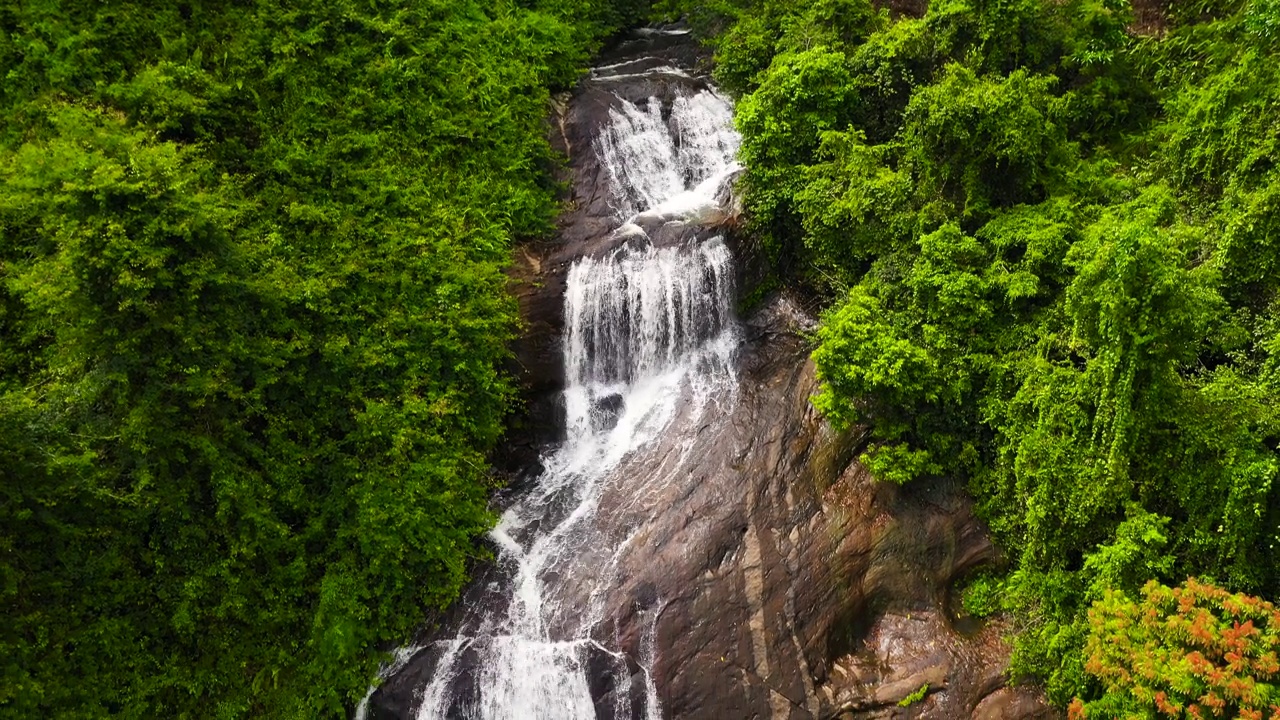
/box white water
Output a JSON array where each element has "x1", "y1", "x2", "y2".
[
  {"x1": 594, "y1": 89, "x2": 740, "y2": 221},
  {"x1": 364, "y1": 75, "x2": 741, "y2": 720}
]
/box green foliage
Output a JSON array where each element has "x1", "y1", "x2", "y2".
[
  {"x1": 1218, "y1": 173, "x2": 1280, "y2": 310},
  {"x1": 706, "y1": 0, "x2": 884, "y2": 97},
  {"x1": 797, "y1": 129, "x2": 914, "y2": 272},
  {"x1": 700, "y1": 0, "x2": 1280, "y2": 709},
  {"x1": 1071, "y1": 578, "x2": 1280, "y2": 719},
  {"x1": 960, "y1": 573, "x2": 1004, "y2": 618},
  {"x1": 902, "y1": 65, "x2": 1073, "y2": 217},
  {"x1": 1081, "y1": 505, "x2": 1175, "y2": 601},
  {"x1": 898, "y1": 683, "x2": 930, "y2": 707},
  {"x1": 0, "y1": 0, "x2": 639, "y2": 716},
  {"x1": 1246, "y1": 0, "x2": 1280, "y2": 45},
  {"x1": 735, "y1": 46, "x2": 858, "y2": 261},
  {"x1": 842, "y1": 18, "x2": 934, "y2": 144}
]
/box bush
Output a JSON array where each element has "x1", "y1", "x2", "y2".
[
  {"x1": 0, "y1": 0, "x2": 632, "y2": 715},
  {"x1": 1071, "y1": 578, "x2": 1280, "y2": 719}
]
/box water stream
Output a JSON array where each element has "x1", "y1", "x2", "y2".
[{"x1": 362, "y1": 59, "x2": 742, "y2": 720}]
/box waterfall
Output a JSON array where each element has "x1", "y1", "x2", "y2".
[
  {"x1": 363, "y1": 64, "x2": 742, "y2": 720},
  {"x1": 594, "y1": 90, "x2": 740, "y2": 220},
  {"x1": 559, "y1": 239, "x2": 736, "y2": 472}
]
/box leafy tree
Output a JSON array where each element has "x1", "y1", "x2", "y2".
[
  {"x1": 694, "y1": 0, "x2": 1280, "y2": 708},
  {"x1": 901, "y1": 65, "x2": 1073, "y2": 219},
  {"x1": 1071, "y1": 578, "x2": 1280, "y2": 719},
  {"x1": 0, "y1": 0, "x2": 645, "y2": 716}
]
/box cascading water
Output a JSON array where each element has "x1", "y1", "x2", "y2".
[
  {"x1": 558, "y1": 239, "x2": 737, "y2": 476},
  {"x1": 362, "y1": 53, "x2": 742, "y2": 720},
  {"x1": 594, "y1": 91, "x2": 740, "y2": 220}
]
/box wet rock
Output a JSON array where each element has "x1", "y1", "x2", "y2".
[
  {"x1": 593, "y1": 392, "x2": 626, "y2": 432},
  {"x1": 972, "y1": 687, "x2": 1058, "y2": 720},
  {"x1": 585, "y1": 643, "x2": 648, "y2": 720}
]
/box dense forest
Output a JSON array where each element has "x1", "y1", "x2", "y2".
[
  {"x1": 4, "y1": 0, "x2": 1280, "y2": 717},
  {"x1": 658, "y1": 0, "x2": 1280, "y2": 714},
  {"x1": 0, "y1": 0, "x2": 645, "y2": 716}
]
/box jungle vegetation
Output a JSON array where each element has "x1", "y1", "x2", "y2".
[
  {"x1": 656, "y1": 0, "x2": 1280, "y2": 712},
  {"x1": 6, "y1": 0, "x2": 1280, "y2": 716},
  {"x1": 0, "y1": 0, "x2": 647, "y2": 716}
]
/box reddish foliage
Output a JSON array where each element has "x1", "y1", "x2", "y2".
[{"x1": 1074, "y1": 578, "x2": 1280, "y2": 717}]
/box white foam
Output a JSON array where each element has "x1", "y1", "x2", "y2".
[{"x1": 594, "y1": 89, "x2": 739, "y2": 221}]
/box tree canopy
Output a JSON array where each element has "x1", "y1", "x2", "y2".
[
  {"x1": 661, "y1": 0, "x2": 1280, "y2": 707},
  {"x1": 1072, "y1": 578, "x2": 1280, "y2": 719},
  {"x1": 0, "y1": 0, "x2": 646, "y2": 716}
]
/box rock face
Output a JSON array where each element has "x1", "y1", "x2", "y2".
[
  {"x1": 559, "y1": 295, "x2": 1056, "y2": 720},
  {"x1": 366, "y1": 25, "x2": 1058, "y2": 720}
]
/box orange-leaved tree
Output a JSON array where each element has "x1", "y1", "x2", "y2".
[{"x1": 1070, "y1": 578, "x2": 1280, "y2": 719}]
